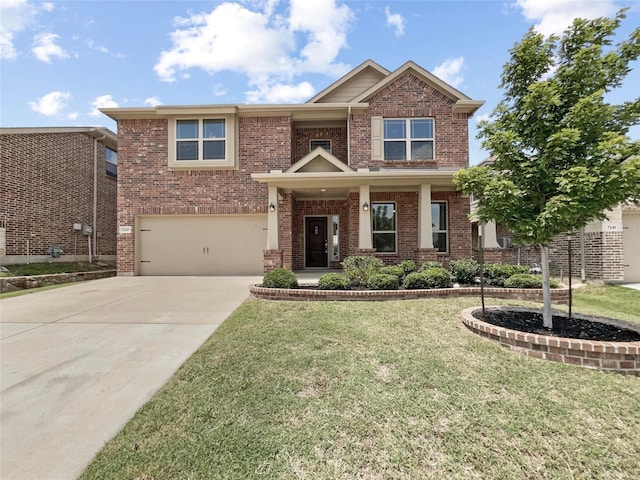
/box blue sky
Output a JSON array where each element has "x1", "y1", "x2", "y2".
[{"x1": 1, "y1": 0, "x2": 638, "y2": 165}]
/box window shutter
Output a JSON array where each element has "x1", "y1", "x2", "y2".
[{"x1": 371, "y1": 115, "x2": 383, "y2": 160}]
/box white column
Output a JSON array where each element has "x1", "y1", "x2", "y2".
[
  {"x1": 483, "y1": 220, "x2": 500, "y2": 248},
  {"x1": 358, "y1": 185, "x2": 372, "y2": 249},
  {"x1": 267, "y1": 185, "x2": 279, "y2": 249},
  {"x1": 418, "y1": 184, "x2": 434, "y2": 249}
]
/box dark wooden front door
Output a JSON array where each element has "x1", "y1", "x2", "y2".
[{"x1": 305, "y1": 217, "x2": 328, "y2": 268}]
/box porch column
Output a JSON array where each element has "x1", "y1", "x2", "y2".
[
  {"x1": 418, "y1": 184, "x2": 434, "y2": 248},
  {"x1": 358, "y1": 185, "x2": 373, "y2": 249},
  {"x1": 267, "y1": 185, "x2": 279, "y2": 249},
  {"x1": 483, "y1": 220, "x2": 500, "y2": 248}
]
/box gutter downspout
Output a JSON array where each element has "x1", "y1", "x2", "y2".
[
  {"x1": 93, "y1": 131, "x2": 106, "y2": 262},
  {"x1": 580, "y1": 227, "x2": 586, "y2": 282},
  {"x1": 347, "y1": 106, "x2": 351, "y2": 166}
]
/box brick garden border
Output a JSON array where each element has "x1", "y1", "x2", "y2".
[
  {"x1": 250, "y1": 284, "x2": 569, "y2": 303},
  {"x1": 461, "y1": 306, "x2": 640, "y2": 375}
]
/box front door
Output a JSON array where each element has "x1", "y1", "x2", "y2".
[{"x1": 305, "y1": 217, "x2": 328, "y2": 268}]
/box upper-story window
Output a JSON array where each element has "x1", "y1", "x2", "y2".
[
  {"x1": 106, "y1": 147, "x2": 117, "y2": 178},
  {"x1": 383, "y1": 118, "x2": 434, "y2": 161},
  {"x1": 310, "y1": 139, "x2": 331, "y2": 153},
  {"x1": 168, "y1": 116, "x2": 237, "y2": 169}
]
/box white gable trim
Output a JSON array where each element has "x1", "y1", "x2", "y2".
[{"x1": 286, "y1": 147, "x2": 354, "y2": 173}]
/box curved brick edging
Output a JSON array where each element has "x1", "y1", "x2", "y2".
[
  {"x1": 250, "y1": 284, "x2": 569, "y2": 303},
  {"x1": 0, "y1": 270, "x2": 117, "y2": 293},
  {"x1": 461, "y1": 307, "x2": 640, "y2": 375}
]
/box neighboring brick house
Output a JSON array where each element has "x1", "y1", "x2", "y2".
[
  {"x1": 101, "y1": 60, "x2": 484, "y2": 276},
  {"x1": 0, "y1": 127, "x2": 118, "y2": 264}
]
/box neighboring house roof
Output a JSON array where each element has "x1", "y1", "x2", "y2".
[{"x1": 0, "y1": 126, "x2": 117, "y2": 150}]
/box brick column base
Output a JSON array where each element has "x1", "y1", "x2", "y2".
[
  {"x1": 263, "y1": 249, "x2": 283, "y2": 273},
  {"x1": 415, "y1": 248, "x2": 438, "y2": 264}
]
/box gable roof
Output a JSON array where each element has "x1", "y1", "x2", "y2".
[
  {"x1": 306, "y1": 59, "x2": 390, "y2": 104},
  {"x1": 286, "y1": 147, "x2": 354, "y2": 173}
]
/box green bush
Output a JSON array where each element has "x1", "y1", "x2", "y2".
[
  {"x1": 367, "y1": 273, "x2": 400, "y2": 290},
  {"x1": 262, "y1": 268, "x2": 298, "y2": 289},
  {"x1": 380, "y1": 265, "x2": 405, "y2": 280},
  {"x1": 504, "y1": 274, "x2": 559, "y2": 289},
  {"x1": 317, "y1": 273, "x2": 350, "y2": 290},
  {"x1": 419, "y1": 261, "x2": 444, "y2": 271},
  {"x1": 513, "y1": 265, "x2": 530, "y2": 275},
  {"x1": 398, "y1": 260, "x2": 417, "y2": 275},
  {"x1": 482, "y1": 263, "x2": 517, "y2": 287},
  {"x1": 341, "y1": 256, "x2": 384, "y2": 287},
  {"x1": 450, "y1": 258, "x2": 480, "y2": 284},
  {"x1": 403, "y1": 268, "x2": 452, "y2": 289}
]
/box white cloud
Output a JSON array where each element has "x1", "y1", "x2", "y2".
[
  {"x1": 28, "y1": 90, "x2": 71, "y2": 116},
  {"x1": 154, "y1": 0, "x2": 353, "y2": 103},
  {"x1": 89, "y1": 94, "x2": 118, "y2": 116},
  {"x1": 246, "y1": 81, "x2": 315, "y2": 103},
  {"x1": 67, "y1": 112, "x2": 78, "y2": 120},
  {"x1": 433, "y1": 56, "x2": 465, "y2": 88},
  {"x1": 385, "y1": 6, "x2": 405, "y2": 37},
  {"x1": 42, "y1": 2, "x2": 54, "y2": 12},
  {"x1": 86, "y1": 38, "x2": 125, "y2": 58},
  {"x1": 475, "y1": 113, "x2": 493, "y2": 123},
  {"x1": 0, "y1": 0, "x2": 37, "y2": 59},
  {"x1": 144, "y1": 96, "x2": 162, "y2": 106},
  {"x1": 32, "y1": 32, "x2": 69, "y2": 63},
  {"x1": 515, "y1": 0, "x2": 617, "y2": 36}
]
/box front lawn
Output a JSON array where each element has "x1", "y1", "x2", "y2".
[
  {"x1": 571, "y1": 284, "x2": 640, "y2": 324},
  {"x1": 80, "y1": 296, "x2": 640, "y2": 480}
]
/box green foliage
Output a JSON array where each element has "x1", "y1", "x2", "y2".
[
  {"x1": 450, "y1": 258, "x2": 481, "y2": 284},
  {"x1": 483, "y1": 263, "x2": 519, "y2": 287},
  {"x1": 504, "y1": 274, "x2": 559, "y2": 289},
  {"x1": 341, "y1": 256, "x2": 384, "y2": 287},
  {"x1": 419, "y1": 261, "x2": 444, "y2": 271},
  {"x1": 454, "y1": 10, "x2": 640, "y2": 246},
  {"x1": 398, "y1": 260, "x2": 417, "y2": 275},
  {"x1": 262, "y1": 268, "x2": 298, "y2": 289},
  {"x1": 317, "y1": 273, "x2": 350, "y2": 290},
  {"x1": 380, "y1": 265, "x2": 405, "y2": 280},
  {"x1": 367, "y1": 273, "x2": 400, "y2": 290},
  {"x1": 403, "y1": 268, "x2": 452, "y2": 289}
]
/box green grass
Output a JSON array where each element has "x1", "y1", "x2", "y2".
[
  {"x1": 571, "y1": 284, "x2": 640, "y2": 324},
  {"x1": 80, "y1": 296, "x2": 640, "y2": 480},
  {"x1": 2, "y1": 261, "x2": 113, "y2": 276}
]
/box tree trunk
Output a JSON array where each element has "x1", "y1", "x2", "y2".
[{"x1": 540, "y1": 244, "x2": 553, "y2": 329}]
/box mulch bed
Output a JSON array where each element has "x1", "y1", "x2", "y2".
[{"x1": 482, "y1": 309, "x2": 640, "y2": 342}]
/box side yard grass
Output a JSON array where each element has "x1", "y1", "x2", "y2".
[
  {"x1": 1, "y1": 261, "x2": 113, "y2": 277},
  {"x1": 571, "y1": 284, "x2": 640, "y2": 324},
  {"x1": 80, "y1": 293, "x2": 640, "y2": 480}
]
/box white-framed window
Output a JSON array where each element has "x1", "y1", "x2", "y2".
[
  {"x1": 384, "y1": 118, "x2": 434, "y2": 161},
  {"x1": 310, "y1": 139, "x2": 331, "y2": 153},
  {"x1": 372, "y1": 202, "x2": 396, "y2": 253},
  {"x1": 106, "y1": 147, "x2": 117, "y2": 178},
  {"x1": 332, "y1": 215, "x2": 339, "y2": 260},
  {"x1": 432, "y1": 201, "x2": 447, "y2": 253},
  {"x1": 168, "y1": 116, "x2": 236, "y2": 169}
]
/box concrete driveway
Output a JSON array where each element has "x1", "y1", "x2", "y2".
[{"x1": 0, "y1": 275, "x2": 261, "y2": 480}]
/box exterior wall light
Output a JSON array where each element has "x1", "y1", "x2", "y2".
[
  {"x1": 362, "y1": 202, "x2": 369, "y2": 211},
  {"x1": 269, "y1": 203, "x2": 276, "y2": 212}
]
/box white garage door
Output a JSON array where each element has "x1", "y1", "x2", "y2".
[
  {"x1": 623, "y1": 212, "x2": 640, "y2": 282},
  {"x1": 138, "y1": 215, "x2": 267, "y2": 276}
]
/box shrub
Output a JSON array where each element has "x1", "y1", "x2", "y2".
[
  {"x1": 262, "y1": 268, "x2": 298, "y2": 289},
  {"x1": 419, "y1": 261, "x2": 444, "y2": 271},
  {"x1": 482, "y1": 263, "x2": 517, "y2": 287},
  {"x1": 504, "y1": 274, "x2": 559, "y2": 289},
  {"x1": 341, "y1": 256, "x2": 384, "y2": 287},
  {"x1": 450, "y1": 258, "x2": 480, "y2": 284},
  {"x1": 367, "y1": 273, "x2": 399, "y2": 290},
  {"x1": 380, "y1": 265, "x2": 405, "y2": 280},
  {"x1": 403, "y1": 268, "x2": 452, "y2": 289},
  {"x1": 398, "y1": 260, "x2": 417, "y2": 275},
  {"x1": 317, "y1": 273, "x2": 350, "y2": 290},
  {"x1": 513, "y1": 265, "x2": 530, "y2": 275}
]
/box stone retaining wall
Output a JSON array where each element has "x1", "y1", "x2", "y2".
[
  {"x1": 461, "y1": 307, "x2": 640, "y2": 375},
  {"x1": 250, "y1": 284, "x2": 569, "y2": 304},
  {"x1": 0, "y1": 270, "x2": 117, "y2": 293}
]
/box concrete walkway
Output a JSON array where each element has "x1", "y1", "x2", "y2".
[{"x1": 0, "y1": 275, "x2": 261, "y2": 480}]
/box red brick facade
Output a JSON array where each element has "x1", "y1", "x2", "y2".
[{"x1": 0, "y1": 130, "x2": 117, "y2": 262}]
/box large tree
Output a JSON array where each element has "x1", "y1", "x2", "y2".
[{"x1": 454, "y1": 10, "x2": 640, "y2": 328}]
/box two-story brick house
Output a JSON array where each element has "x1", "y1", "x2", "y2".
[
  {"x1": 101, "y1": 60, "x2": 483, "y2": 276},
  {"x1": 0, "y1": 127, "x2": 117, "y2": 264}
]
